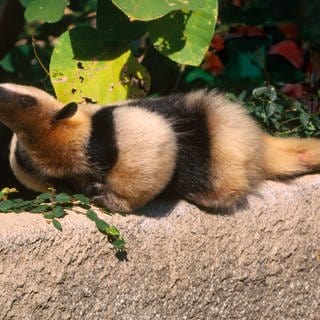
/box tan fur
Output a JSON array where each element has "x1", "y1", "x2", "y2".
[
  {"x1": 263, "y1": 135, "x2": 320, "y2": 177},
  {"x1": 184, "y1": 91, "x2": 320, "y2": 208},
  {"x1": 1, "y1": 84, "x2": 92, "y2": 177},
  {"x1": 182, "y1": 92, "x2": 265, "y2": 207},
  {"x1": 28, "y1": 111, "x2": 91, "y2": 177},
  {"x1": 2, "y1": 83, "x2": 320, "y2": 212},
  {"x1": 107, "y1": 107, "x2": 177, "y2": 209}
]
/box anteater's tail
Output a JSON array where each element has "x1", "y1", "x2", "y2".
[{"x1": 263, "y1": 135, "x2": 320, "y2": 178}]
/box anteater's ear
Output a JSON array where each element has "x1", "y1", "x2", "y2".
[{"x1": 52, "y1": 102, "x2": 78, "y2": 123}]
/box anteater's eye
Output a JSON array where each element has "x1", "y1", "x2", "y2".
[{"x1": 19, "y1": 95, "x2": 36, "y2": 108}]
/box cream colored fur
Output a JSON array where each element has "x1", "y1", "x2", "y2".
[
  {"x1": 9, "y1": 135, "x2": 49, "y2": 192},
  {"x1": 2, "y1": 84, "x2": 320, "y2": 211},
  {"x1": 183, "y1": 91, "x2": 320, "y2": 208},
  {"x1": 107, "y1": 106, "x2": 177, "y2": 208}
]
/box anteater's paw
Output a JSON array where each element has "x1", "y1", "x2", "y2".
[{"x1": 85, "y1": 182, "x2": 106, "y2": 197}]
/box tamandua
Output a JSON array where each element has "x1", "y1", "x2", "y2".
[{"x1": 0, "y1": 83, "x2": 320, "y2": 212}]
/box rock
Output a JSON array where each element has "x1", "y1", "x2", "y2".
[{"x1": 1, "y1": 175, "x2": 320, "y2": 319}]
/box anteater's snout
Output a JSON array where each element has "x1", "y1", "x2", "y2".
[
  {"x1": 0, "y1": 84, "x2": 14, "y2": 103},
  {"x1": 0, "y1": 85, "x2": 5, "y2": 97},
  {"x1": 0, "y1": 86, "x2": 7, "y2": 102},
  {"x1": 0, "y1": 85, "x2": 8, "y2": 100}
]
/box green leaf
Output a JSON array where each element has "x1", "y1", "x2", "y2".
[
  {"x1": 79, "y1": 203, "x2": 91, "y2": 210},
  {"x1": 10, "y1": 199, "x2": 33, "y2": 211},
  {"x1": 97, "y1": 0, "x2": 146, "y2": 42},
  {"x1": 52, "y1": 219, "x2": 62, "y2": 231},
  {"x1": 30, "y1": 204, "x2": 52, "y2": 213},
  {"x1": 73, "y1": 194, "x2": 90, "y2": 205},
  {"x1": 300, "y1": 112, "x2": 310, "y2": 127},
  {"x1": 52, "y1": 205, "x2": 65, "y2": 218},
  {"x1": 86, "y1": 209, "x2": 97, "y2": 221},
  {"x1": 112, "y1": 238, "x2": 126, "y2": 250},
  {"x1": 95, "y1": 218, "x2": 109, "y2": 233},
  {"x1": 121, "y1": 54, "x2": 151, "y2": 99},
  {"x1": 112, "y1": 0, "x2": 204, "y2": 21},
  {"x1": 265, "y1": 101, "x2": 277, "y2": 117},
  {"x1": 253, "y1": 86, "x2": 277, "y2": 101},
  {"x1": 0, "y1": 187, "x2": 18, "y2": 198},
  {"x1": 0, "y1": 200, "x2": 15, "y2": 212},
  {"x1": 106, "y1": 225, "x2": 120, "y2": 237},
  {"x1": 24, "y1": 0, "x2": 68, "y2": 23},
  {"x1": 103, "y1": 208, "x2": 112, "y2": 215},
  {"x1": 43, "y1": 212, "x2": 55, "y2": 219},
  {"x1": 184, "y1": 68, "x2": 215, "y2": 85},
  {"x1": 19, "y1": 0, "x2": 31, "y2": 7},
  {"x1": 55, "y1": 193, "x2": 71, "y2": 204},
  {"x1": 36, "y1": 192, "x2": 54, "y2": 202},
  {"x1": 149, "y1": 0, "x2": 218, "y2": 66},
  {"x1": 50, "y1": 26, "x2": 150, "y2": 104}
]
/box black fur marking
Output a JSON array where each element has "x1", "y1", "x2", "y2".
[
  {"x1": 15, "y1": 141, "x2": 37, "y2": 174},
  {"x1": 49, "y1": 173, "x2": 102, "y2": 195},
  {"x1": 127, "y1": 94, "x2": 212, "y2": 197},
  {"x1": 87, "y1": 107, "x2": 118, "y2": 173},
  {"x1": 53, "y1": 102, "x2": 78, "y2": 123}
]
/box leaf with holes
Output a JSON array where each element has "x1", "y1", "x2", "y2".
[
  {"x1": 25, "y1": 0, "x2": 68, "y2": 23},
  {"x1": 149, "y1": 0, "x2": 218, "y2": 66},
  {"x1": 112, "y1": 0, "x2": 204, "y2": 21},
  {"x1": 50, "y1": 26, "x2": 150, "y2": 104}
]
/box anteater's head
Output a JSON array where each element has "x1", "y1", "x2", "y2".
[{"x1": 0, "y1": 83, "x2": 78, "y2": 135}]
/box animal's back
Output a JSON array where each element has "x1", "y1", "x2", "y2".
[{"x1": 1, "y1": 83, "x2": 320, "y2": 212}]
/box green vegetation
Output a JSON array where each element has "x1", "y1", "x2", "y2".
[
  {"x1": 2, "y1": 0, "x2": 218, "y2": 104},
  {"x1": 0, "y1": 187, "x2": 125, "y2": 251},
  {"x1": 229, "y1": 86, "x2": 320, "y2": 137},
  {"x1": 1, "y1": 0, "x2": 318, "y2": 136}
]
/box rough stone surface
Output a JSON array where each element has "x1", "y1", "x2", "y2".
[{"x1": 1, "y1": 175, "x2": 320, "y2": 320}]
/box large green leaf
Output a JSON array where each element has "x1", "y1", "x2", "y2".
[
  {"x1": 149, "y1": 0, "x2": 218, "y2": 66},
  {"x1": 50, "y1": 26, "x2": 150, "y2": 104},
  {"x1": 97, "y1": 0, "x2": 146, "y2": 42},
  {"x1": 24, "y1": 0, "x2": 68, "y2": 23},
  {"x1": 19, "y1": 0, "x2": 31, "y2": 7},
  {"x1": 112, "y1": 0, "x2": 204, "y2": 21}
]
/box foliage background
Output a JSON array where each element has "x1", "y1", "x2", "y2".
[{"x1": 0, "y1": 0, "x2": 320, "y2": 191}]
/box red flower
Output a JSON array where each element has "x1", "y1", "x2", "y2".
[
  {"x1": 281, "y1": 83, "x2": 304, "y2": 97},
  {"x1": 211, "y1": 34, "x2": 224, "y2": 52},
  {"x1": 277, "y1": 23, "x2": 298, "y2": 40},
  {"x1": 269, "y1": 40, "x2": 304, "y2": 69},
  {"x1": 203, "y1": 52, "x2": 224, "y2": 76}
]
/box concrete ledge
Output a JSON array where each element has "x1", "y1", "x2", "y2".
[{"x1": 1, "y1": 175, "x2": 320, "y2": 319}]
